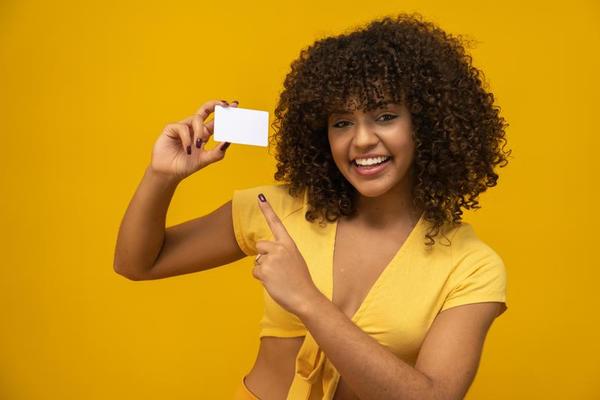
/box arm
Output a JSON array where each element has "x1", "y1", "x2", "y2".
[
  {"x1": 298, "y1": 295, "x2": 503, "y2": 400},
  {"x1": 113, "y1": 165, "x2": 246, "y2": 280}
]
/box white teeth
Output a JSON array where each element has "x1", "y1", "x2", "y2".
[{"x1": 354, "y1": 156, "x2": 390, "y2": 166}]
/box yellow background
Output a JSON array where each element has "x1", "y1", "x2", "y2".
[{"x1": 1, "y1": 0, "x2": 598, "y2": 398}]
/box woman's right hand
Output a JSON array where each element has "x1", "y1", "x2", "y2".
[{"x1": 150, "y1": 99, "x2": 238, "y2": 181}]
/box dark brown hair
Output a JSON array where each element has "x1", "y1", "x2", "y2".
[{"x1": 271, "y1": 12, "x2": 511, "y2": 248}]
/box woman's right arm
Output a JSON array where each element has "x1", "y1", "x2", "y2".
[{"x1": 113, "y1": 99, "x2": 247, "y2": 280}]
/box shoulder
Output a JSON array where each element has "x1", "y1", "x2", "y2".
[
  {"x1": 450, "y1": 222, "x2": 504, "y2": 267},
  {"x1": 230, "y1": 183, "x2": 307, "y2": 256},
  {"x1": 438, "y1": 220, "x2": 508, "y2": 316},
  {"x1": 444, "y1": 221, "x2": 507, "y2": 298},
  {"x1": 232, "y1": 183, "x2": 305, "y2": 220}
]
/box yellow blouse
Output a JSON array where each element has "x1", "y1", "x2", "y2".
[{"x1": 232, "y1": 184, "x2": 508, "y2": 399}]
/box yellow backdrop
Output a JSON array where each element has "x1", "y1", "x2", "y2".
[{"x1": 1, "y1": 0, "x2": 598, "y2": 398}]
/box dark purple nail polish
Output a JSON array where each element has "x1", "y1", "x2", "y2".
[
  {"x1": 186, "y1": 145, "x2": 191, "y2": 155},
  {"x1": 258, "y1": 193, "x2": 266, "y2": 202},
  {"x1": 232, "y1": 100, "x2": 239, "y2": 104},
  {"x1": 195, "y1": 138, "x2": 201, "y2": 148},
  {"x1": 220, "y1": 99, "x2": 229, "y2": 106},
  {"x1": 221, "y1": 142, "x2": 230, "y2": 151}
]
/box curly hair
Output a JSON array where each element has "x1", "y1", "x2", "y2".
[{"x1": 271, "y1": 12, "x2": 511, "y2": 248}]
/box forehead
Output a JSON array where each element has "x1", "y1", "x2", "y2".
[{"x1": 328, "y1": 98, "x2": 403, "y2": 115}]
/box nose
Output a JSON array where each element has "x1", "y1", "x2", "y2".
[{"x1": 353, "y1": 120, "x2": 379, "y2": 149}]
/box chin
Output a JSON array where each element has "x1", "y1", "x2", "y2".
[{"x1": 349, "y1": 178, "x2": 400, "y2": 198}]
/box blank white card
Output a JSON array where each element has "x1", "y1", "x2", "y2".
[{"x1": 213, "y1": 105, "x2": 269, "y2": 147}]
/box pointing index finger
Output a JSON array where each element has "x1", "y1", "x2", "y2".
[
  {"x1": 257, "y1": 193, "x2": 290, "y2": 242},
  {"x1": 194, "y1": 99, "x2": 229, "y2": 122}
]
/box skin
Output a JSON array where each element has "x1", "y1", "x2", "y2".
[
  {"x1": 113, "y1": 97, "x2": 502, "y2": 398},
  {"x1": 326, "y1": 101, "x2": 423, "y2": 227},
  {"x1": 251, "y1": 101, "x2": 503, "y2": 399}
]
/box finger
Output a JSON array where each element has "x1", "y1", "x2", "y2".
[
  {"x1": 201, "y1": 97, "x2": 238, "y2": 156},
  {"x1": 217, "y1": 141, "x2": 231, "y2": 152},
  {"x1": 256, "y1": 240, "x2": 278, "y2": 255},
  {"x1": 194, "y1": 99, "x2": 229, "y2": 122},
  {"x1": 195, "y1": 99, "x2": 237, "y2": 149},
  {"x1": 191, "y1": 114, "x2": 207, "y2": 150},
  {"x1": 203, "y1": 125, "x2": 211, "y2": 143},
  {"x1": 192, "y1": 98, "x2": 238, "y2": 151},
  {"x1": 252, "y1": 264, "x2": 262, "y2": 281},
  {"x1": 196, "y1": 141, "x2": 230, "y2": 166},
  {"x1": 199, "y1": 125, "x2": 218, "y2": 153},
  {"x1": 204, "y1": 99, "x2": 237, "y2": 135},
  {"x1": 179, "y1": 98, "x2": 235, "y2": 126},
  {"x1": 204, "y1": 119, "x2": 214, "y2": 135},
  {"x1": 257, "y1": 194, "x2": 291, "y2": 242},
  {"x1": 164, "y1": 123, "x2": 193, "y2": 155}
]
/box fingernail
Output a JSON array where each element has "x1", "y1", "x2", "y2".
[
  {"x1": 258, "y1": 193, "x2": 266, "y2": 202},
  {"x1": 220, "y1": 142, "x2": 230, "y2": 151},
  {"x1": 232, "y1": 100, "x2": 239, "y2": 104},
  {"x1": 220, "y1": 99, "x2": 229, "y2": 106},
  {"x1": 195, "y1": 138, "x2": 202, "y2": 148},
  {"x1": 186, "y1": 145, "x2": 191, "y2": 155}
]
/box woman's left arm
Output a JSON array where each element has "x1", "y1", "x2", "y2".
[{"x1": 297, "y1": 295, "x2": 502, "y2": 400}]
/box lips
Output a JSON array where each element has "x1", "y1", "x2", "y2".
[
  {"x1": 352, "y1": 157, "x2": 392, "y2": 176},
  {"x1": 352, "y1": 156, "x2": 391, "y2": 167}
]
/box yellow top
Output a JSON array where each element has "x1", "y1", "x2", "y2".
[{"x1": 232, "y1": 184, "x2": 508, "y2": 400}]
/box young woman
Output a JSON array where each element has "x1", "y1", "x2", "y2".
[{"x1": 114, "y1": 13, "x2": 510, "y2": 400}]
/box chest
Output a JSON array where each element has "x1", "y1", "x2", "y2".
[{"x1": 331, "y1": 221, "x2": 411, "y2": 320}]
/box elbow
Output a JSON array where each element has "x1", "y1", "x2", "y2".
[
  {"x1": 427, "y1": 381, "x2": 460, "y2": 400},
  {"x1": 113, "y1": 251, "x2": 150, "y2": 281},
  {"x1": 113, "y1": 263, "x2": 147, "y2": 281},
  {"x1": 419, "y1": 374, "x2": 447, "y2": 400}
]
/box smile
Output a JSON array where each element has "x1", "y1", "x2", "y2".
[{"x1": 351, "y1": 157, "x2": 392, "y2": 176}]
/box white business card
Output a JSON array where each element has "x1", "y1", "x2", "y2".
[{"x1": 213, "y1": 105, "x2": 269, "y2": 147}]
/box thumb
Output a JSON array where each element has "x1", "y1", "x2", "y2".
[
  {"x1": 202, "y1": 141, "x2": 231, "y2": 165},
  {"x1": 219, "y1": 142, "x2": 231, "y2": 152}
]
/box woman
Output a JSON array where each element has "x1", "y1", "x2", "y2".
[{"x1": 114, "y1": 12, "x2": 510, "y2": 400}]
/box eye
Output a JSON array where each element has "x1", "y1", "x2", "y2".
[
  {"x1": 377, "y1": 113, "x2": 398, "y2": 122},
  {"x1": 332, "y1": 120, "x2": 352, "y2": 128}
]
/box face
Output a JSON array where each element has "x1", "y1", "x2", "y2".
[{"x1": 327, "y1": 101, "x2": 416, "y2": 198}]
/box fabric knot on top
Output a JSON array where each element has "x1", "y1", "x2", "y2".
[{"x1": 288, "y1": 331, "x2": 340, "y2": 399}]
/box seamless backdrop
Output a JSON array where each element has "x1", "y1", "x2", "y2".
[{"x1": 1, "y1": 0, "x2": 598, "y2": 399}]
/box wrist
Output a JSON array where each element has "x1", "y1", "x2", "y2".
[
  {"x1": 145, "y1": 165, "x2": 182, "y2": 188},
  {"x1": 297, "y1": 289, "x2": 329, "y2": 321}
]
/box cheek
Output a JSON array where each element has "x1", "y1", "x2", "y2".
[
  {"x1": 330, "y1": 149, "x2": 347, "y2": 170},
  {"x1": 388, "y1": 137, "x2": 416, "y2": 169},
  {"x1": 328, "y1": 138, "x2": 347, "y2": 164},
  {"x1": 388, "y1": 136, "x2": 414, "y2": 156}
]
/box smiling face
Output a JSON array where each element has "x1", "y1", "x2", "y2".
[{"x1": 327, "y1": 101, "x2": 417, "y2": 199}]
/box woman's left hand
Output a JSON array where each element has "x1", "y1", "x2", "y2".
[{"x1": 252, "y1": 193, "x2": 321, "y2": 316}]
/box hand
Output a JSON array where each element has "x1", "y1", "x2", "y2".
[
  {"x1": 253, "y1": 193, "x2": 321, "y2": 316},
  {"x1": 150, "y1": 99, "x2": 238, "y2": 181}
]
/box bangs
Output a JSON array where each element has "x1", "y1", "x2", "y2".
[{"x1": 319, "y1": 38, "x2": 407, "y2": 115}]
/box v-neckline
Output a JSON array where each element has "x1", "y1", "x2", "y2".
[{"x1": 328, "y1": 211, "x2": 426, "y2": 323}]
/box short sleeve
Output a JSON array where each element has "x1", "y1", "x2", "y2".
[
  {"x1": 231, "y1": 184, "x2": 303, "y2": 257},
  {"x1": 440, "y1": 230, "x2": 508, "y2": 317}
]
